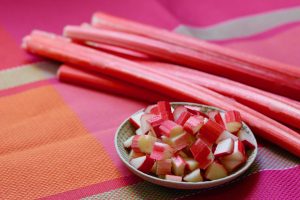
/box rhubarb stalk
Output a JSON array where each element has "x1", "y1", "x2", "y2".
[{"x1": 23, "y1": 31, "x2": 300, "y2": 157}]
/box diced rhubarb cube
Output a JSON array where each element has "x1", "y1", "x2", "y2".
[
  {"x1": 175, "y1": 111, "x2": 192, "y2": 126},
  {"x1": 129, "y1": 112, "x2": 144, "y2": 129},
  {"x1": 130, "y1": 155, "x2": 155, "y2": 173},
  {"x1": 225, "y1": 110, "x2": 242, "y2": 133},
  {"x1": 151, "y1": 161, "x2": 157, "y2": 174},
  {"x1": 135, "y1": 128, "x2": 146, "y2": 135},
  {"x1": 171, "y1": 155, "x2": 186, "y2": 176},
  {"x1": 214, "y1": 138, "x2": 234, "y2": 157},
  {"x1": 157, "y1": 101, "x2": 174, "y2": 120},
  {"x1": 129, "y1": 149, "x2": 145, "y2": 160},
  {"x1": 150, "y1": 142, "x2": 174, "y2": 160},
  {"x1": 175, "y1": 150, "x2": 189, "y2": 158},
  {"x1": 165, "y1": 174, "x2": 182, "y2": 182},
  {"x1": 204, "y1": 161, "x2": 228, "y2": 180},
  {"x1": 140, "y1": 113, "x2": 156, "y2": 133},
  {"x1": 123, "y1": 135, "x2": 134, "y2": 148},
  {"x1": 198, "y1": 119, "x2": 225, "y2": 145},
  {"x1": 184, "y1": 105, "x2": 209, "y2": 118},
  {"x1": 147, "y1": 115, "x2": 165, "y2": 137},
  {"x1": 173, "y1": 106, "x2": 188, "y2": 121},
  {"x1": 220, "y1": 140, "x2": 246, "y2": 172},
  {"x1": 183, "y1": 115, "x2": 205, "y2": 134},
  {"x1": 131, "y1": 135, "x2": 157, "y2": 153},
  {"x1": 159, "y1": 120, "x2": 183, "y2": 138},
  {"x1": 216, "y1": 130, "x2": 238, "y2": 143},
  {"x1": 145, "y1": 104, "x2": 159, "y2": 115},
  {"x1": 183, "y1": 169, "x2": 203, "y2": 182},
  {"x1": 207, "y1": 111, "x2": 225, "y2": 128},
  {"x1": 237, "y1": 129, "x2": 256, "y2": 149},
  {"x1": 169, "y1": 132, "x2": 190, "y2": 151},
  {"x1": 156, "y1": 159, "x2": 172, "y2": 175},
  {"x1": 190, "y1": 138, "x2": 214, "y2": 169},
  {"x1": 183, "y1": 158, "x2": 199, "y2": 171}
]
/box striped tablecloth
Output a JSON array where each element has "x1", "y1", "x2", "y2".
[{"x1": 0, "y1": 1, "x2": 299, "y2": 199}]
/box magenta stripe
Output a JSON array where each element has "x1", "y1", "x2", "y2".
[{"x1": 41, "y1": 175, "x2": 142, "y2": 200}]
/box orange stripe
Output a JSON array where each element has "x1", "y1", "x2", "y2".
[{"x1": 0, "y1": 86, "x2": 121, "y2": 199}]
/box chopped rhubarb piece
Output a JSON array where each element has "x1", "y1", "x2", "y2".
[
  {"x1": 159, "y1": 120, "x2": 183, "y2": 138},
  {"x1": 198, "y1": 119, "x2": 225, "y2": 145},
  {"x1": 150, "y1": 142, "x2": 173, "y2": 160},
  {"x1": 147, "y1": 115, "x2": 165, "y2": 137},
  {"x1": 130, "y1": 155, "x2": 155, "y2": 173},
  {"x1": 225, "y1": 110, "x2": 242, "y2": 133},
  {"x1": 165, "y1": 174, "x2": 182, "y2": 182},
  {"x1": 156, "y1": 159, "x2": 172, "y2": 175},
  {"x1": 186, "y1": 133, "x2": 196, "y2": 147},
  {"x1": 216, "y1": 130, "x2": 238, "y2": 143},
  {"x1": 171, "y1": 155, "x2": 186, "y2": 176},
  {"x1": 135, "y1": 128, "x2": 145, "y2": 135},
  {"x1": 151, "y1": 161, "x2": 157, "y2": 174},
  {"x1": 175, "y1": 150, "x2": 189, "y2": 158},
  {"x1": 183, "y1": 115, "x2": 205, "y2": 134},
  {"x1": 183, "y1": 169, "x2": 203, "y2": 182},
  {"x1": 175, "y1": 111, "x2": 192, "y2": 126},
  {"x1": 208, "y1": 111, "x2": 225, "y2": 128},
  {"x1": 173, "y1": 106, "x2": 188, "y2": 121},
  {"x1": 169, "y1": 132, "x2": 190, "y2": 151},
  {"x1": 157, "y1": 101, "x2": 174, "y2": 120},
  {"x1": 220, "y1": 140, "x2": 246, "y2": 171},
  {"x1": 145, "y1": 104, "x2": 160, "y2": 115},
  {"x1": 221, "y1": 159, "x2": 244, "y2": 172},
  {"x1": 205, "y1": 161, "x2": 228, "y2": 180},
  {"x1": 140, "y1": 113, "x2": 156, "y2": 133},
  {"x1": 147, "y1": 130, "x2": 157, "y2": 138},
  {"x1": 237, "y1": 129, "x2": 256, "y2": 149},
  {"x1": 214, "y1": 138, "x2": 234, "y2": 157},
  {"x1": 161, "y1": 135, "x2": 171, "y2": 146},
  {"x1": 123, "y1": 135, "x2": 134, "y2": 148},
  {"x1": 183, "y1": 158, "x2": 199, "y2": 171},
  {"x1": 184, "y1": 105, "x2": 208, "y2": 118},
  {"x1": 129, "y1": 112, "x2": 144, "y2": 129},
  {"x1": 190, "y1": 138, "x2": 214, "y2": 169},
  {"x1": 129, "y1": 149, "x2": 145, "y2": 160},
  {"x1": 131, "y1": 135, "x2": 157, "y2": 153}
]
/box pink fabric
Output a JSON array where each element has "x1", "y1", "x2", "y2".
[
  {"x1": 1, "y1": 0, "x2": 299, "y2": 199},
  {"x1": 186, "y1": 166, "x2": 300, "y2": 200},
  {"x1": 224, "y1": 25, "x2": 300, "y2": 66},
  {"x1": 158, "y1": 0, "x2": 300, "y2": 26}
]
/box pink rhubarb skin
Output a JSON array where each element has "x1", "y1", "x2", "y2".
[
  {"x1": 136, "y1": 61, "x2": 300, "y2": 130},
  {"x1": 58, "y1": 64, "x2": 169, "y2": 103},
  {"x1": 88, "y1": 18, "x2": 300, "y2": 100},
  {"x1": 23, "y1": 31, "x2": 300, "y2": 157},
  {"x1": 92, "y1": 12, "x2": 300, "y2": 78}
]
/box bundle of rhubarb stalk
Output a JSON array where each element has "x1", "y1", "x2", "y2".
[{"x1": 22, "y1": 12, "x2": 300, "y2": 157}]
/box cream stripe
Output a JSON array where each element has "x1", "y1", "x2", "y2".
[
  {"x1": 0, "y1": 62, "x2": 58, "y2": 90},
  {"x1": 175, "y1": 6, "x2": 300, "y2": 40}
]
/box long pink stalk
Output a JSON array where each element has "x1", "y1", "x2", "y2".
[
  {"x1": 58, "y1": 64, "x2": 169, "y2": 103},
  {"x1": 67, "y1": 38, "x2": 300, "y2": 111},
  {"x1": 22, "y1": 31, "x2": 300, "y2": 157},
  {"x1": 92, "y1": 12, "x2": 300, "y2": 78},
  {"x1": 137, "y1": 61, "x2": 300, "y2": 129},
  {"x1": 63, "y1": 26, "x2": 300, "y2": 100}
]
